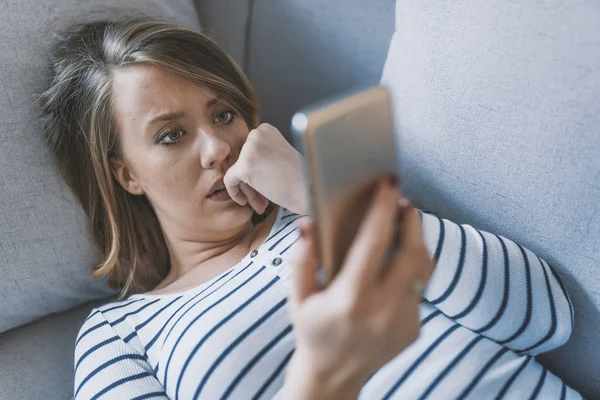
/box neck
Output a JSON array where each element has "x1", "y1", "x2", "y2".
[{"x1": 157, "y1": 205, "x2": 279, "y2": 289}]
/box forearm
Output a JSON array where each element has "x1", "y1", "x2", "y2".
[{"x1": 419, "y1": 211, "x2": 574, "y2": 355}]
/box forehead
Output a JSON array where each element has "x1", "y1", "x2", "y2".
[{"x1": 111, "y1": 64, "x2": 212, "y2": 119}]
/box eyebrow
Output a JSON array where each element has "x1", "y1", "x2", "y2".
[
  {"x1": 148, "y1": 111, "x2": 184, "y2": 125},
  {"x1": 206, "y1": 97, "x2": 220, "y2": 109},
  {"x1": 146, "y1": 97, "x2": 222, "y2": 126}
]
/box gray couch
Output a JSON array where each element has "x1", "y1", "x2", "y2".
[{"x1": 0, "y1": 0, "x2": 598, "y2": 399}]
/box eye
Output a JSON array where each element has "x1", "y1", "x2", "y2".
[
  {"x1": 157, "y1": 127, "x2": 185, "y2": 145},
  {"x1": 213, "y1": 110, "x2": 236, "y2": 124}
]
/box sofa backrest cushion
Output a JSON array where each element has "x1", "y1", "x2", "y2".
[
  {"x1": 381, "y1": 1, "x2": 600, "y2": 397},
  {"x1": 0, "y1": 0, "x2": 199, "y2": 333}
]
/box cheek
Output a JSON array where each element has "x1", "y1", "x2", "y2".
[
  {"x1": 231, "y1": 123, "x2": 251, "y2": 154},
  {"x1": 136, "y1": 151, "x2": 199, "y2": 196}
]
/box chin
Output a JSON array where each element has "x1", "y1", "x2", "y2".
[
  {"x1": 219, "y1": 202, "x2": 255, "y2": 225},
  {"x1": 211, "y1": 200, "x2": 274, "y2": 227}
]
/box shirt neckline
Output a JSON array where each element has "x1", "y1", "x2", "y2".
[{"x1": 128, "y1": 205, "x2": 286, "y2": 300}]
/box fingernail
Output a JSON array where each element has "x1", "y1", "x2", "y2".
[
  {"x1": 398, "y1": 197, "x2": 410, "y2": 207},
  {"x1": 299, "y1": 224, "x2": 307, "y2": 237},
  {"x1": 387, "y1": 174, "x2": 398, "y2": 187}
]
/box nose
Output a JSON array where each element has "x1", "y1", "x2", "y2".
[{"x1": 200, "y1": 130, "x2": 232, "y2": 170}]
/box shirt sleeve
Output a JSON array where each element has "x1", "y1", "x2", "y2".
[
  {"x1": 419, "y1": 211, "x2": 574, "y2": 356},
  {"x1": 74, "y1": 309, "x2": 169, "y2": 400}
]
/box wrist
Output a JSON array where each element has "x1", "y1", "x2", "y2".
[
  {"x1": 290, "y1": 153, "x2": 310, "y2": 215},
  {"x1": 287, "y1": 182, "x2": 310, "y2": 216},
  {"x1": 283, "y1": 349, "x2": 366, "y2": 400},
  {"x1": 292, "y1": 192, "x2": 310, "y2": 216}
]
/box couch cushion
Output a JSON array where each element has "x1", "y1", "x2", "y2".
[
  {"x1": 0, "y1": 300, "x2": 104, "y2": 400},
  {"x1": 246, "y1": 0, "x2": 396, "y2": 139},
  {"x1": 0, "y1": 0, "x2": 199, "y2": 333},
  {"x1": 194, "y1": 0, "x2": 251, "y2": 68},
  {"x1": 381, "y1": 1, "x2": 599, "y2": 397}
]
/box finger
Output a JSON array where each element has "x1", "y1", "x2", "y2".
[
  {"x1": 402, "y1": 209, "x2": 430, "y2": 282},
  {"x1": 386, "y1": 246, "x2": 432, "y2": 300},
  {"x1": 289, "y1": 219, "x2": 321, "y2": 309},
  {"x1": 401, "y1": 207, "x2": 424, "y2": 249},
  {"x1": 386, "y1": 207, "x2": 434, "y2": 293},
  {"x1": 239, "y1": 183, "x2": 268, "y2": 214},
  {"x1": 398, "y1": 196, "x2": 410, "y2": 209},
  {"x1": 255, "y1": 192, "x2": 270, "y2": 213},
  {"x1": 387, "y1": 196, "x2": 411, "y2": 252},
  {"x1": 338, "y1": 176, "x2": 399, "y2": 288},
  {"x1": 223, "y1": 168, "x2": 248, "y2": 206}
]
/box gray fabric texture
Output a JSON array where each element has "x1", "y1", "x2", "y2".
[
  {"x1": 381, "y1": 1, "x2": 599, "y2": 397},
  {"x1": 247, "y1": 0, "x2": 396, "y2": 139},
  {"x1": 194, "y1": 0, "x2": 251, "y2": 68},
  {"x1": 0, "y1": 0, "x2": 199, "y2": 332},
  {"x1": 0, "y1": 300, "x2": 106, "y2": 400}
]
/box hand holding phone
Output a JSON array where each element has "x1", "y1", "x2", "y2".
[{"x1": 285, "y1": 178, "x2": 433, "y2": 400}]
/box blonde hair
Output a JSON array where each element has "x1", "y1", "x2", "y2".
[{"x1": 39, "y1": 17, "x2": 260, "y2": 298}]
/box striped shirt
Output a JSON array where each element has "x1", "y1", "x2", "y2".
[{"x1": 74, "y1": 206, "x2": 581, "y2": 399}]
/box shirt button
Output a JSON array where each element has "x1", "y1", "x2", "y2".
[
  {"x1": 271, "y1": 257, "x2": 283, "y2": 266},
  {"x1": 250, "y1": 249, "x2": 259, "y2": 258}
]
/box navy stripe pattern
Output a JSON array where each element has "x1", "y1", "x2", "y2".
[
  {"x1": 74, "y1": 207, "x2": 581, "y2": 399},
  {"x1": 420, "y1": 213, "x2": 574, "y2": 355}
]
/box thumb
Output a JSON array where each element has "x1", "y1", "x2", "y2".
[{"x1": 289, "y1": 218, "x2": 321, "y2": 309}]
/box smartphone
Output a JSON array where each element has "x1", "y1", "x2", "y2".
[{"x1": 291, "y1": 85, "x2": 399, "y2": 285}]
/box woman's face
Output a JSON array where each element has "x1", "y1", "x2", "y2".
[{"x1": 110, "y1": 64, "x2": 254, "y2": 239}]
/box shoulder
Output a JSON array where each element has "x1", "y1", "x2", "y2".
[
  {"x1": 75, "y1": 297, "x2": 146, "y2": 346},
  {"x1": 275, "y1": 205, "x2": 307, "y2": 228}
]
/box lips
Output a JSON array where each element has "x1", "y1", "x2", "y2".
[{"x1": 207, "y1": 178, "x2": 226, "y2": 197}]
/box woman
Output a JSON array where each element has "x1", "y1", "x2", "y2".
[{"x1": 40, "y1": 17, "x2": 580, "y2": 399}]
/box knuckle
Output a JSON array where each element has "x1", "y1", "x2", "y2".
[
  {"x1": 246, "y1": 128, "x2": 258, "y2": 140},
  {"x1": 246, "y1": 131, "x2": 261, "y2": 147},
  {"x1": 256, "y1": 124, "x2": 272, "y2": 137},
  {"x1": 235, "y1": 157, "x2": 249, "y2": 172},
  {"x1": 250, "y1": 127, "x2": 262, "y2": 138},
  {"x1": 237, "y1": 170, "x2": 251, "y2": 184},
  {"x1": 241, "y1": 142, "x2": 260, "y2": 161},
  {"x1": 243, "y1": 189, "x2": 257, "y2": 201}
]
